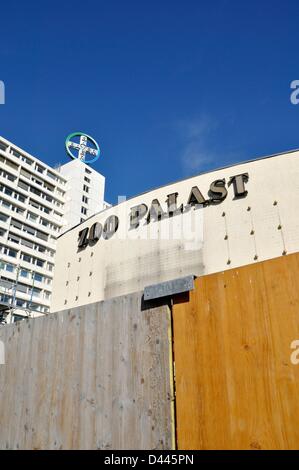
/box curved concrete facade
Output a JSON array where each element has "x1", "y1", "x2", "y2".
[{"x1": 51, "y1": 149, "x2": 299, "y2": 312}]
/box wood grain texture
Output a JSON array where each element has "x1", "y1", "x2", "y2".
[
  {"x1": 0, "y1": 292, "x2": 173, "y2": 450},
  {"x1": 173, "y1": 252, "x2": 299, "y2": 450}
]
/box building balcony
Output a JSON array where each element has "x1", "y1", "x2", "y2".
[
  {"x1": 0, "y1": 261, "x2": 53, "y2": 290},
  {"x1": 7, "y1": 225, "x2": 56, "y2": 250},
  {"x1": 0, "y1": 193, "x2": 63, "y2": 229},
  {"x1": 17, "y1": 176, "x2": 66, "y2": 206},
  {"x1": 1, "y1": 145, "x2": 67, "y2": 189},
  {"x1": 0, "y1": 171, "x2": 65, "y2": 212},
  {"x1": 13, "y1": 289, "x2": 51, "y2": 306},
  {"x1": 18, "y1": 257, "x2": 53, "y2": 278}
]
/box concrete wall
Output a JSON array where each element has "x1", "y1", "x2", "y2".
[
  {"x1": 51, "y1": 149, "x2": 299, "y2": 312},
  {"x1": 0, "y1": 291, "x2": 173, "y2": 450}
]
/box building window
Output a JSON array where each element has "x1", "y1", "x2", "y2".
[
  {"x1": 13, "y1": 315, "x2": 25, "y2": 323},
  {"x1": 27, "y1": 212, "x2": 38, "y2": 222},
  {"x1": 30, "y1": 303, "x2": 41, "y2": 311},
  {"x1": 22, "y1": 254, "x2": 31, "y2": 263},
  {"x1": 85, "y1": 168, "x2": 91, "y2": 174},
  {"x1": 81, "y1": 207, "x2": 87, "y2": 215},
  {"x1": 11, "y1": 219, "x2": 22, "y2": 230},
  {"x1": 32, "y1": 287, "x2": 41, "y2": 298},
  {"x1": 82, "y1": 195, "x2": 88, "y2": 204},
  {"x1": 83, "y1": 184, "x2": 89, "y2": 193},
  {"x1": 18, "y1": 180, "x2": 29, "y2": 191},
  {"x1": 5, "y1": 264, "x2": 14, "y2": 273},
  {"x1": 20, "y1": 269, "x2": 29, "y2": 278},
  {"x1": 33, "y1": 273, "x2": 43, "y2": 283},
  {"x1": 84, "y1": 177, "x2": 90, "y2": 183},
  {"x1": 35, "y1": 164, "x2": 45, "y2": 174},
  {"x1": 0, "y1": 142, "x2": 8, "y2": 152},
  {"x1": 0, "y1": 212, "x2": 8, "y2": 222}
]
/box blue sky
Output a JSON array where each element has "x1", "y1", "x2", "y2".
[{"x1": 0, "y1": 0, "x2": 298, "y2": 204}]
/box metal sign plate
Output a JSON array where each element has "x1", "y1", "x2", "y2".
[{"x1": 144, "y1": 275, "x2": 195, "y2": 301}]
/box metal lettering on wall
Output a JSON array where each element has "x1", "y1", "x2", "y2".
[{"x1": 78, "y1": 173, "x2": 249, "y2": 248}]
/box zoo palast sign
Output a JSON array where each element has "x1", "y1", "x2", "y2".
[{"x1": 78, "y1": 172, "x2": 249, "y2": 249}]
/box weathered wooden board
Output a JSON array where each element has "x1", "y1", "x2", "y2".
[
  {"x1": 0, "y1": 292, "x2": 173, "y2": 450},
  {"x1": 173, "y1": 252, "x2": 299, "y2": 450}
]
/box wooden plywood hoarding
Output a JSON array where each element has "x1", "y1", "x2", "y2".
[
  {"x1": 173, "y1": 253, "x2": 299, "y2": 449},
  {"x1": 0, "y1": 292, "x2": 174, "y2": 450},
  {"x1": 2, "y1": 253, "x2": 299, "y2": 450}
]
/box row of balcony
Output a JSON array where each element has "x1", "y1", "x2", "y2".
[
  {"x1": 0, "y1": 143, "x2": 67, "y2": 189},
  {"x1": 0, "y1": 261, "x2": 52, "y2": 291},
  {"x1": 0, "y1": 242, "x2": 55, "y2": 277}
]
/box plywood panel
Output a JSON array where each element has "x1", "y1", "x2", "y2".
[
  {"x1": 173, "y1": 252, "x2": 299, "y2": 449},
  {"x1": 0, "y1": 292, "x2": 173, "y2": 450}
]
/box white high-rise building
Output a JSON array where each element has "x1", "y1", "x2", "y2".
[
  {"x1": 58, "y1": 158, "x2": 106, "y2": 231},
  {"x1": 0, "y1": 136, "x2": 107, "y2": 324}
]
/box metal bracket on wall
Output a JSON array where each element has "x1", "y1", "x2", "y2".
[{"x1": 144, "y1": 275, "x2": 195, "y2": 301}]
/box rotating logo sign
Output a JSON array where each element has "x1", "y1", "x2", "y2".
[{"x1": 65, "y1": 132, "x2": 100, "y2": 164}]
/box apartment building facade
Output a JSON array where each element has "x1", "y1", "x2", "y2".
[{"x1": 0, "y1": 136, "x2": 106, "y2": 323}]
